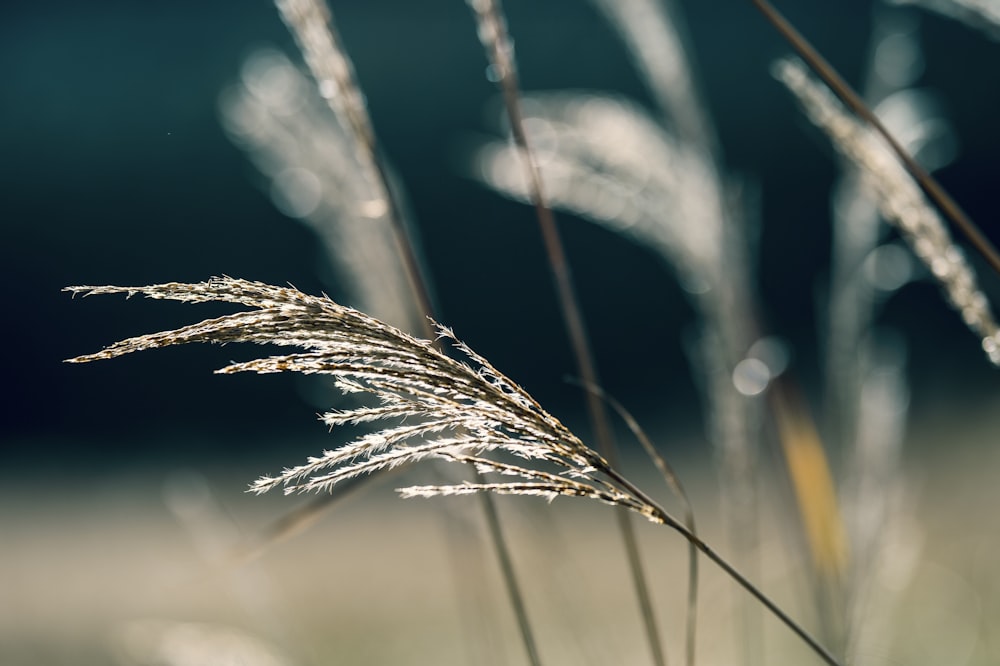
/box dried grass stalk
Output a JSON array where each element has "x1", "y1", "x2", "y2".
[
  {"x1": 66, "y1": 276, "x2": 843, "y2": 666},
  {"x1": 65, "y1": 278, "x2": 646, "y2": 515},
  {"x1": 466, "y1": 2, "x2": 670, "y2": 664}
]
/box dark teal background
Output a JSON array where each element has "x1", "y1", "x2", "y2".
[{"x1": 4, "y1": 0, "x2": 1000, "y2": 464}]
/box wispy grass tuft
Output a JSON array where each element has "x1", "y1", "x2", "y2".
[
  {"x1": 219, "y1": 48, "x2": 424, "y2": 334},
  {"x1": 66, "y1": 278, "x2": 652, "y2": 512},
  {"x1": 66, "y1": 276, "x2": 845, "y2": 666},
  {"x1": 775, "y1": 57, "x2": 1000, "y2": 366}
]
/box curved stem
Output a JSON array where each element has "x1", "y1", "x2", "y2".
[
  {"x1": 599, "y1": 465, "x2": 843, "y2": 666},
  {"x1": 570, "y1": 378, "x2": 699, "y2": 666}
]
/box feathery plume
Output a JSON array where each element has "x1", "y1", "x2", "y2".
[
  {"x1": 274, "y1": 0, "x2": 376, "y2": 166},
  {"x1": 476, "y1": 93, "x2": 731, "y2": 303},
  {"x1": 219, "y1": 49, "x2": 423, "y2": 334},
  {"x1": 825, "y1": 13, "x2": 952, "y2": 437},
  {"x1": 65, "y1": 277, "x2": 844, "y2": 666},
  {"x1": 65, "y1": 278, "x2": 649, "y2": 516},
  {"x1": 754, "y1": 0, "x2": 1000, "y2": 282},
  {"x1": 775, "y1": 57, "x2": 1000, "y2": 366},
  {"x1": 590, "y1": 0, "x2": 717, "y2": 154},
  {"x1": 889, "y1": 0, "x2": 1000, "y2": 39},
  {"x1": 273, "y1": 0, "x2": 437, "y2": 336}
]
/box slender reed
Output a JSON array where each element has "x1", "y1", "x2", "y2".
[
  {"x1": 274, "y1": 0, "x2": 436, "y2": 337},
  {"x1": 466, "y1": 1, "x2": 668, "y2": 664},
  {"x1": 273, "y1": 1, "x2": 540, "y2": 661},
  {"x1": 571, "y1": 379, "x2": 699, "y2": 666},
  {"x1": 474, "y1": 1, "x2": 762, "y2": 649},
  {"x1": 219, "y1": 48, "x2": 423, "y2": 334}
]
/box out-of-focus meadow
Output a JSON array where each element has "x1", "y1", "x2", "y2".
[{"x1": 3, "y1": 404, "x2": 1000, "y2": 665}]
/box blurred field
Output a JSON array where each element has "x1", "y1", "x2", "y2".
[{"x1": 3, "y1": 396, "x2": 1000, "y2": 666}]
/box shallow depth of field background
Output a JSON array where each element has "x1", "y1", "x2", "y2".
[{"x1": 3, "y1": 1, "x2": 1000, "y2": 664}]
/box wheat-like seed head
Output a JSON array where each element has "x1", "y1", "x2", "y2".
[
  {"x1": 65, "y1": 280, "x2": 849, "y2": 662},
  {"x1": 64, "y1": 277, "x2": 668, "y2": 521}
]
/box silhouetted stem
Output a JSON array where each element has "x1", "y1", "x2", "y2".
[
  {"x1": 468, "y1": 1, "x2": 667, "y2": 664},
  {"x1": 572, "y1": 379, "x2": 699, "y2": 666},
  {"x1": 599, "y1": 465, "x2": 843, "y2": 666}
]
